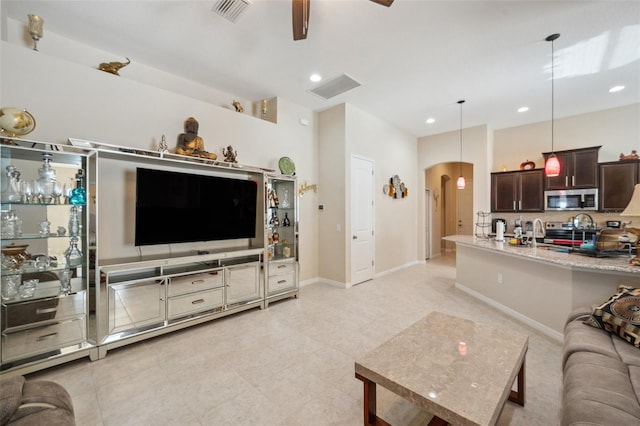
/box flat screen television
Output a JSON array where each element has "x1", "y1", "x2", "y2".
[{"x1": 135, "y1": 168, "x2": 258, "y2": 246}]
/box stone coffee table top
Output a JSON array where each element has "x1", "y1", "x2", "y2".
[{"x1": 355, "y1": 311, "x2": 528, "y2": 425}]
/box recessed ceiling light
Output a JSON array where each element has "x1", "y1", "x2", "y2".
[
  {"x1": 310, "y1": 73, "x2": 322, "y2": 82},
  {"x1": 426, "y1": 118, "x2": 435, "y2": 124},
  {"x1": 517, "y1": 106, "x2": 529, "y2": 113},
  {"x1": 609, "y1": 85, "x2": 625, "y2": 93}
]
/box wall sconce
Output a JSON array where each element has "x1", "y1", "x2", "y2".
[
  {"x1": 299, "y1": 181, "x2": 317, "y2": 197},
  {"x1": 28, "y1": 14, "x2": 44, "y2": 51},
  {"x1": 261, "y1": 99, "x2": 268, "y2": 119}
]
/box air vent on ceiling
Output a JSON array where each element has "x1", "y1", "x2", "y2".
[
  {"x1": 310, "y1": 74, "x2": 362, "y2": 100},
  {"x1": 212, "y1": 0, "x2": 251, "y2": 23}
]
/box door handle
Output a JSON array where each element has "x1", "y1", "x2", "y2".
[{"x1": 353, "y1": 235, "x2": 357, "y2": 239}]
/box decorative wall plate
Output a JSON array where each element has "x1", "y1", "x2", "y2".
[
  {"x1": 278, "y1": 157, "x2": 296, "y2": 175},
  {"x1": 0, "y1": 108, "x2": 36, "y2": 136},
  {"x1": 383, "y1": 184, "x2": 390, "y2": 195},
  {"x1": 520, "y1": 160, "x2": 536, "y2": 170}
]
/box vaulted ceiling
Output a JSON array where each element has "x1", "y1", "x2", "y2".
[{"x1": 4, "y1": 1, "x2": 639, "y2": 137}]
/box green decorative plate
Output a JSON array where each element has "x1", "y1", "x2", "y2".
[{"x1": 278, "y1": 157, "x2": 296, "y2": 175}]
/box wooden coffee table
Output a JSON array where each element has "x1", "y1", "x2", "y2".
[{"x1": 355, "y1": 312, "x2": 528, "y2": 425}]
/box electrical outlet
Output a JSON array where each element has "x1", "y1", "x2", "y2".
[{"x1": 497, "y1": 273, "x2": 503, "y2": 284}]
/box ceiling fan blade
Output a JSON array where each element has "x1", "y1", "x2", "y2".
[
  {"x1": 370, "y1": 0, "x2": 394, "y2": 6},
  {"x1": 292, "y1": 0, "x2": 310, "y2": 41}
]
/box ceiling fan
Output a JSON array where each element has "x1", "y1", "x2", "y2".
[{"x1": 292, "y1": 0, "x2": 394, "y2": 41}]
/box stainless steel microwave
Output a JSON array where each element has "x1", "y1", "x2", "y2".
[{"x1": 545, "y1": 188, "x2": 598, "y2": 211}]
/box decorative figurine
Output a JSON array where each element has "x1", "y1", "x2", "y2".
[
  {"x1": 223, "y1": 145, "x2": 238, "y2": 163},
  {"x1": 175, "y1": 117, "x2": 217, "y2": 160},
  {"x1": 98, "y1": 57, "x2": 131, "y2": 76},
  {"x1": 158, "y1": 134, "x2": 169, "y2": 154},
  {"x1": 232, "y1": 100, "x2": 244, "y2": 113},
  {"x1": 620, "y1": 150, "x2": 639, "y2": 161}
]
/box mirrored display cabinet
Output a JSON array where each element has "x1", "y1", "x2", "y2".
[
  {"x1": 1, "y1": 140, "x2": 97, "y2": 374},
  {"x1": 1, "y1": 138, "x2": 299, "y2": 376},
  {"x1": 265, "y1": 175, "x2": 299, "y2": 307}
]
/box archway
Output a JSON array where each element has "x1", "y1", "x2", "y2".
[{"x1": 425, "y1": 162, "x2": 473, "y2": 258}]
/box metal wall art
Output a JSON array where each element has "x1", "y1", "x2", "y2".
[{"x1": 383, "y1": 174, "x2": 408, "y2": 199}]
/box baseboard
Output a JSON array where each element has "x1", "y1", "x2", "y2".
[
  {"x1": 455, "y1": 282, "x2": 564, "y2": 343},
  {"x1": 374, "y1": 260, "x2": 424, "y2": 278}
]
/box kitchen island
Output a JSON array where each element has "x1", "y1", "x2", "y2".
[{"x1": 445, "y1": 235, "x2": 640, "y2": 341}]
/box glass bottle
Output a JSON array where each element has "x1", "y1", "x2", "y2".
[
  {"x1": 281, "y1": 189, "x2": 290, "y2": 208},
  {"x1": 69, "y1": 169, "x2": 86, "y2": 205},
  {"x1": 37, "y1": 153, "x2": 59, "y2": 203},
  {"x1": 1, "y1": 165, "x2": 22, "y2": 203},
  {"x1": 269, "y1": 211, "x2": 280, "y2": 227},
  {"x1": 68, "y1": 206, "x2": 80, "y2": 237},
  {"x1": 282, "y1": 212, "x2": 291, "y2": 227},
  {"x1": 64, "y1": 236, "x2": 83, "y2": 267}
]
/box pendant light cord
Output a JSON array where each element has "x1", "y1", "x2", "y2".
[
  {"x1": 458, "y1": 100, "x2": 465, "y2": 175},
  {"x1": 546, "y1": 33, "x2": 560, "y2": 154},
  {"x1": 551, "y1": 37, "x2": 555, "y2": 153}
]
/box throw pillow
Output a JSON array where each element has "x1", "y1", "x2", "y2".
[{"x1": 584, "y1": 285, "x2": 640, "y2": 348}]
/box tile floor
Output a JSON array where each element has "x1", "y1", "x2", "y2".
[{"x1": 27, "y1": 253, "x2": 563, "y2": 425}]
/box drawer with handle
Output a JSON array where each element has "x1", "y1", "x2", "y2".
[
  {"x1": 167, "y1": 288, "x2": 224, "y2": 319},
  {"x1": 268, "y1": 261, "x2": 295, "y2": 276},
  {"x1": 168, "y1": 271, "x2": 223, "y2": 297},
  {"x1": 2, "y1": 317, "x2": 86, "y2": 362},
  {"x1": 2, "y1": 292, "x2": 86, "y2": 331},
  {"x1": 268, "y1": 272, "x2": 296, "y2": 294}
]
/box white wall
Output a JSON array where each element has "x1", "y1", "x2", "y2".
[
  {"x1": 417, "y1": 125, "x2": 490, "y2": 260},
  {"x1": 317, "y1": 105, "x2": 347, "y2": 283},
  {"x1": 317, "y1": 103, "x2": 418, "y2": 285},
  {"x1": 494, "y1": 103, "x2": 640, "y2": 172},
  {"x1": 345, "y1": 104, "x2": 418, "y2": 277}
]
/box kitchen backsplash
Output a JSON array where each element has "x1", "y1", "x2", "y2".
[{"x1": 493, "y1": 211, "x2": 640, "y2": 230}]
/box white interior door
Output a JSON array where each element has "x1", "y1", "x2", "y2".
[{"x1": 351, "y1": 156, "x2": 374, "y2": 285}]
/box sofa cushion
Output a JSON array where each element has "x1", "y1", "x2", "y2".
[
  {"x1": 0, "y1": 376, "x2": 25, "y2": 426},
  {"x1": 584, "y1": 285, "x2": 640, "y2": 348},
  {"x1": 563, "y1": 351, "x2": 640, "y2": 424},
  {"x1": 562, "y1": 320, "x2": 619, "y2": 369}
]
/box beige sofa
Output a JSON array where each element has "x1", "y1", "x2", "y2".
[
  {"x1": 0, "y1": 376, "x2": 75, "y2": 425},
  {"x1": 562, "y1": 307, "x2": 640, "y2": 425}
]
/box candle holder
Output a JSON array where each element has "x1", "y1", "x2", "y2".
[{"x1": 28, "y1": 14, "x2": 44, "y2": 51}]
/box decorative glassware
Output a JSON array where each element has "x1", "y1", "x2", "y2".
[
  {"x1": 64, "y1": 237, "x2": 83, "y2": 267},
  {"x1": 1, "y1": 165, "x2": 22, "y2": 203},
  {"x1": 39, "y1": 220, "x2": 51, "y2": 236},
  {"x1": 269, "y1": 212, "x2": 279, "y2": 227},
  {"x1": 1, "y1": 274, "x2": 21, "y2": 301},
  {"x1": 18, "y1": 279, "x2": 38, "y2": 298},
  {"x1": 37, "y1": 153, "x2": 60, "y2": 203},
  {"x1": 280, "y1": 189, "x2": 290, "y2": 208},
  {"x1": 52, "y1": 180, "x2": 63, "y2": 204},
  {"x1": 282, "y1": 212, "x2": 291, "y2": 227},
  {"x1": 28, "y1": 14, "x2": 44, "y2": 51},
  {"x1": 68, "y1": 206, "x2": 80, "y2": 237},
  {"x1": 63, "y1": 180, "x2": 73, "y2": 204},
  {"x1": 69, "y1": 169, "x2": 86, "y2": 205},
  {"x1": 59, "y1": 269, "x2": 72, "y2": 294},
  {"x1": 1, "y1": 210, "x2": 22, "y2": 238},
  {"x1": 21, "y1": 180, "x2": 34, "y2": 203}
]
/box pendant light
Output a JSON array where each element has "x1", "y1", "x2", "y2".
[
  {"x1": 456, "y1": 100, "x2": 466, "y2": 189},
  {"x1": 544, "y1": 33, "x2": 561, "y2": 177}
]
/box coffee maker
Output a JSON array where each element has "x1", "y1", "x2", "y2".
[{"x1": 491, "y1": 218, "x2": 507, "y2": 234}]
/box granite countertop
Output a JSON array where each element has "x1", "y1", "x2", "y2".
[{"x1": 445, "y1": 235, "x2": 640, "y2": 275}]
